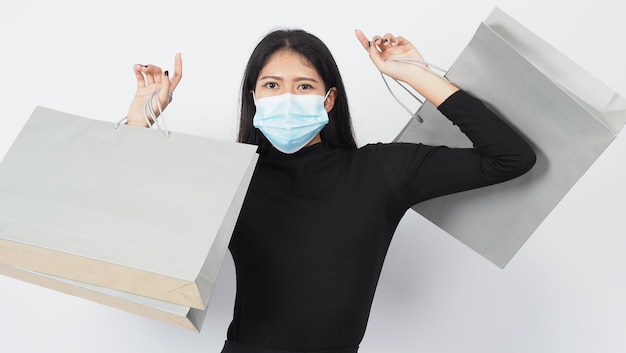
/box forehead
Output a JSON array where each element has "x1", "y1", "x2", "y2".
[{"x1": 259, "y1": 50, "x2": 320, "y2": 79}]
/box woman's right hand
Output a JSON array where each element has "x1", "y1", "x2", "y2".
[
  {"x1": 125, "y1": 53, "x2": 183, "y2": 127},
  {"x1": 355, "y1": 30, "x2": 458, "y2": 107}
]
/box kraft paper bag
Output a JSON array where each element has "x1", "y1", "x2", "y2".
[
  {"x1": 395, "y1": 7, "x2": 626, "y2": 268},
  {"x1": 0, "y1": 263, "x2": 207, "y2": 332},
  {"x1": 0, "y1": 106, "x2": 258, "y2": 309}
]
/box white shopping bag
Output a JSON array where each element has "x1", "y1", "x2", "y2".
[
  {"x1": 0, "y1": 106, "x2": 258, "y2": 310},
  {"x1": 395, "y1": 7, "x2": 626, "y2": 268}
]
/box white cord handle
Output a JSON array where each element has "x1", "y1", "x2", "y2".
[
  {"x1": 114, "y1": 90, "x2": 172, "y2": 136},
  {"x1": 381, "y1": 58, "x2": 448, "y2": 123}
]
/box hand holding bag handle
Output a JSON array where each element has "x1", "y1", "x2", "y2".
[
  {"x1": 117, "y1": 53, "x2": 183, "y2": 134},
  {"x1": 354, "y1": 29, "x2": 459, "y2": 108}
]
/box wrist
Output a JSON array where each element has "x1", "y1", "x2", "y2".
[
  {"x1": 125, "y1": 115, "x2": 149, "y2": 128},
  {"x1": 406, "y1": 68, "x2": 459, "y2": 107}
]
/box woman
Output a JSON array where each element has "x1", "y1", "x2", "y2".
[{"x1": 126, "y1": 29, "x2": 536, "y2": 353}]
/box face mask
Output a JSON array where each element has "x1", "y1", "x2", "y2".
[{"x1": 253, "y1": 91, "x2": 330, "y2": 154}]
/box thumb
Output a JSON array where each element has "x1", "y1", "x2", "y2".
[
  {"x1": 354, "y1": 29, "x2": 371, "y2": 51},
  {"x1": 355, "y1": 29, "x2": 385, "y2": 70}
]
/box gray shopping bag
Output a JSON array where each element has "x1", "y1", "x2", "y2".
[
  {"x1": 0, "y1": 263, "x2": 208, "y2": 332},
  {"x1": 395, "y1": 7, "x2": 626, "y2": 268},
  {"x1": 0, "y1": 106, "x2": 258, "y2": 309}
]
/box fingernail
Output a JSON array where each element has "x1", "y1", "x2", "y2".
[
  {"x1": 143, "y1": 65, "x2": 148, "y2": 68},
  {"x1": 164, "y1": 70, "x2": 169, "y2": 77},
  {"x1": 383, "y1": 38, "x2": 388, "y2": 43},
  {"x1": 368, "y1": 41, "x2": 371, "y2": 48}
]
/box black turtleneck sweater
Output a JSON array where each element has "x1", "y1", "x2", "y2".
[{"x1": 225, "y1": 90, "x2": 536, "y2": 352}]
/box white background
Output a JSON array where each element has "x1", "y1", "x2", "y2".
[{"x1": 1, "y1": 1, "x2": 625, "y2": 352}]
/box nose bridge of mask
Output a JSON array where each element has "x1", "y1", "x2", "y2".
[
  {"x1": 255, "y1": 92, "x2": 327, "y2": 118},
  {"x1": 253, "y1": 90, "x2": 330, "y2": 104},
  {"x1": 289, "y1": 94, "x2": 320, "y2": 117}
]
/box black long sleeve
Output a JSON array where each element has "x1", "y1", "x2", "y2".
[{"x1": 380, "y1": 89, "x2": 536, "y2": 207}]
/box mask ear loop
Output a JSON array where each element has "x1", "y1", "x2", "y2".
[
  {"x1": 380, "y1": 58, "x2": 448, "y2": 123},
  {"x1": 114, "y1": 90, "x2": 171, "y2": 137}
]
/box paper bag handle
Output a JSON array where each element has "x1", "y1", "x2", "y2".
[
  {"x1": 114, "y1": 90, "x2": 172, "y2": 137},
  {"x1": 381, "y1": 58, "x2": 448, "y2": 123}
]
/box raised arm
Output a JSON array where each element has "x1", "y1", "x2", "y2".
[{"x1": 355, "y1": 29, "x2": 536, "y2": 204}]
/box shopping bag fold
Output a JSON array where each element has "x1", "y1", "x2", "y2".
[{"x1": 0, "y1": 263, "x2": 208, "y2": 332}]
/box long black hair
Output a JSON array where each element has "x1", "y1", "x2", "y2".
[{"x1": 237, "y1": 28, "x2": 357, "y2": 155}]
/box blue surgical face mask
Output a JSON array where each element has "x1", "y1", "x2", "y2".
[{"x1": 253, "y1": 91, "x2": 330, "y2": 154}]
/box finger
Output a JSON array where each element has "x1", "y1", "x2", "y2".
[
  {"x1": 391, "y1": 35, "x2": 404, "y2": 47},
  {"x1": 169, "y1": 53, "x2": 183, "y2": 92},
  {"x1": 381, "y1": 33, "x2": 396, "y2": 49},
  {"x1": 372, "y1": 35, "x2": 383, "y2": 50},
  {"x1": 354, "y1": 29, "x2": 371, "y2": 51},
  {"x1": 154, "y1": 71, "x2": 162, "y2": 85},
  {"x1": 159, "y1": 70, "x2": 172, "y2": 106},
  {"x1": 142, "y1": 64, "x2": 163, "y2": 76},
  {"x1": 149, "y1": 65, "x2": 163, "y2": 85},
  {"x1": 133, "y1": 64, "x2": 147, "y2": 88},
  {"x1": 141, "y1": 65, "x2": 163, "y2": 85},
  {"x1": 365, "y1": 38, "x2": 387, "y2": 69}
]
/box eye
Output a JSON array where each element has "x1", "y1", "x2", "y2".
[
  {"x1": 298, "y1": 83, "x2": 313, "y2": 90},
  {"x1": 264, "y1": 82, "x2": 278, "y2": 89}
]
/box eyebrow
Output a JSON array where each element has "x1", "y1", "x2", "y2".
[{"x1": 258, "y1": 75, "x2": 320, "y2": 83}]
